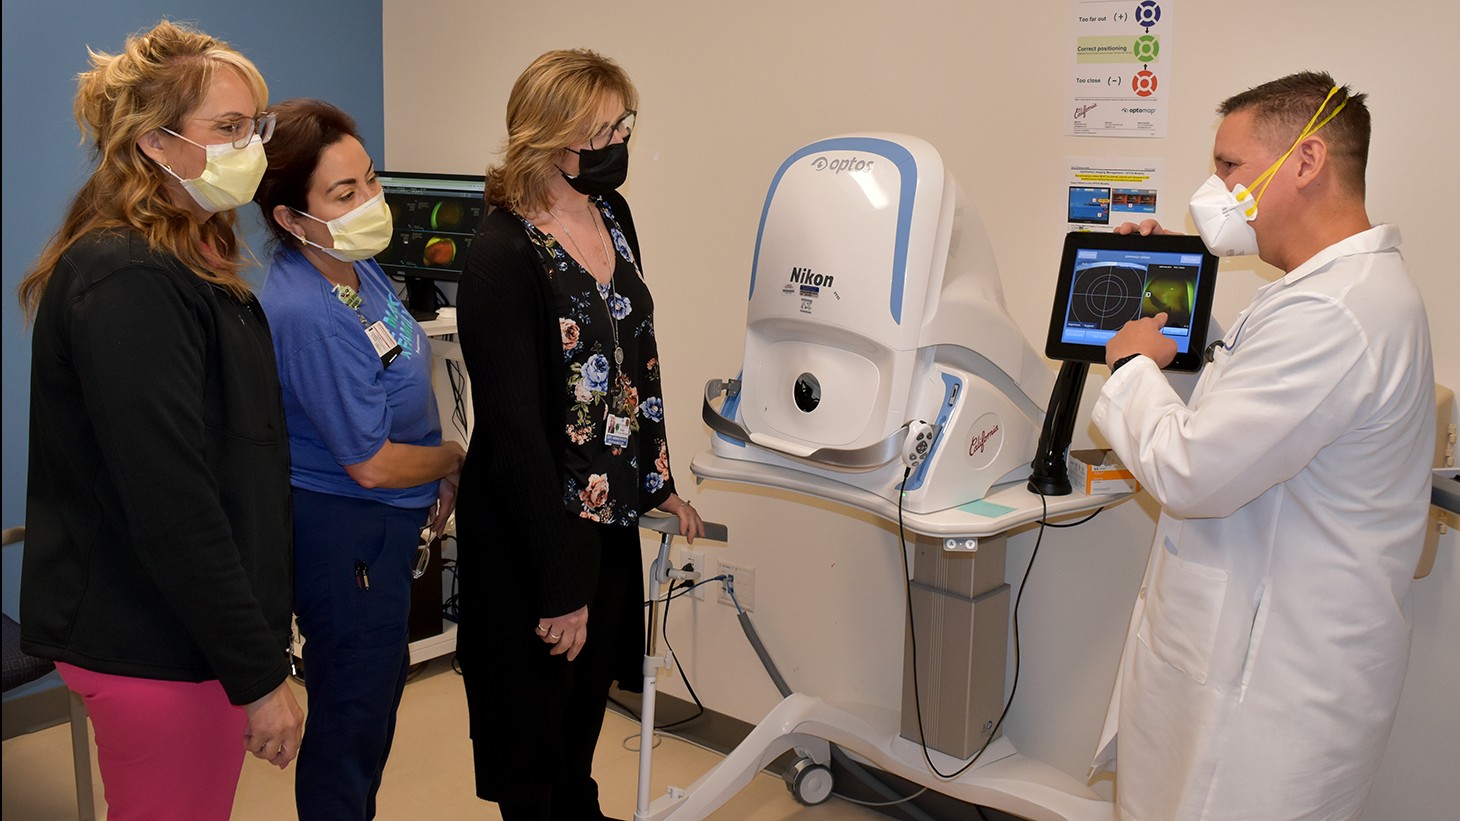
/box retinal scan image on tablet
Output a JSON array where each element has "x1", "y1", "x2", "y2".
[{"x1": 1045, "y1": 231, "x2": 1219, "y2": 371}]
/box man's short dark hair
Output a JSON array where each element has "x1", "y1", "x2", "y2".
[{"x1": 1219, "y1": 71, "x2": 1371, "y2": 197}]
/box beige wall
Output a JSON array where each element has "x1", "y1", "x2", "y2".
[{"x1": 384, "y1": 1, "x2": 1460, "y2": 815}]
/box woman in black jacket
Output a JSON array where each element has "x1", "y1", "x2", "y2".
[
  {"x1": 455, "y1": 49, "x2": 703, "y2": 821},
  {"x1": 17, "y1": 20, "x2": 302, "y2": 820}
]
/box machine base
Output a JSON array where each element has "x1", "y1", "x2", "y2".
[{"x1": 637, "y1": 694, "x2": 1112, "y2": 821}]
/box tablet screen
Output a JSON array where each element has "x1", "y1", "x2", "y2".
[{"x1": 1044, "y1": 231, "x2": 1218, "y2": 371}]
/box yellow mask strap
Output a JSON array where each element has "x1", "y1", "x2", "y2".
[{"x1": 1239, "y1": 85, "x2": 1349, "y2": 210}]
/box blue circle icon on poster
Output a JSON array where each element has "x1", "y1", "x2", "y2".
[{"x1": 1135, "y1": 1, "x2": 1161, "y2": 27}]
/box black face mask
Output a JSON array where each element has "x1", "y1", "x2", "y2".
[{"x1": 560, "y1": 137, "x2": 630, "y2": 196}]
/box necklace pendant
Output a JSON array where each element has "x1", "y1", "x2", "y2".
[{"x1": 614, "y1": 346, "x2": 624, "y2": 366}]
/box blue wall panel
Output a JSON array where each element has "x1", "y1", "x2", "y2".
[{"x1": 2, "y1": 1, "x2": 385, "y2": 614}]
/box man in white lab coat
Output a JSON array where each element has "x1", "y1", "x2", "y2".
[{"x1": 1089, "y1": 71, "x2": 1435, "y2": 820}]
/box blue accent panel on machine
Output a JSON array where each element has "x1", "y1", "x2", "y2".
[
  {"x1": 901, "y1": 372, "x2": 962, "y2": 492},
  {"x1": 747, "y1": 137, "x2": 919, "y2": 324}
]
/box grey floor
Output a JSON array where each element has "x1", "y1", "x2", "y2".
[{"x1": 2, "y1": 656, "x2": 891, "y2": 820}]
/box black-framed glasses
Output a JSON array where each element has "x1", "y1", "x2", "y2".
[
  {"x1": 587, "y1": 110, "x2": 636, "y2": 151},
  {"x1": 184, "y1": 111, "x2": 276, "y2": 149}
]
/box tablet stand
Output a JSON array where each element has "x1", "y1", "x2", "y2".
[{"x1": 1027, "y1": 360, "x2": 1089, "y2": 496}]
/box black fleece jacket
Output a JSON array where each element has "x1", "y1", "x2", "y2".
[{"x1": 21, "y1": 228, "x2": 293, "y2": 706}]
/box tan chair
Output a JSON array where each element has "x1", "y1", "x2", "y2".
[{"x1": 2, "y1": 526, "x2": 96, "y2": 820}]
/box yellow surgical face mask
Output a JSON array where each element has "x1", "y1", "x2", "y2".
[
  {"x1": 293, "y1": 191, "x2": 394, "y2": 262},
  {"x1": 157, "y1": 130, "x2": 268, "y2": 213}
]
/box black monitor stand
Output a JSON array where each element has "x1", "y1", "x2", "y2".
[
  {"x1": 404, "y1": 277, "x2": 440, "y2": 322},
  {"x1": 1027, "y1": 360, "x2": 1089, "y2": 496}
]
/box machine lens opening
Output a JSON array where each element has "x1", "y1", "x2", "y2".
[{"x1": 793, "y1": 373, "x2": 821, "y2": 413}]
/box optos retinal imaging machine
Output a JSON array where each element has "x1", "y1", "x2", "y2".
[
  {"x1": 702, "y1": 135, "x2": 1054, "y2": 511},
  {"x1": 633, "y1": 135, "x2": 1132, "y2": 820}
]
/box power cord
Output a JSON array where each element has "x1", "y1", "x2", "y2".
[
  {"x1": 441, "y1": 551, "x2": 460, "y2": 623},
  {"x1": 901, "y1": 468, "x2": 1063, "y2": 781},
  {"x1": 611, "y1": 567, "x2": 729, "y2": 734},
  {"x1": 1041, "y1": 507, "x2": 1104, "y2": 528},
  {"x1": 723, "y1": 572, "x2": 933, "y2": 814},
  {"x1": 655, "y1": 571, "x2": 708, "y2": 731},
  {"x1": 835, "y1": 787, "x2": 930, "y2": 808},
  {"x1": 444, "y1": 353, "x2": 470, "y2": 442}
]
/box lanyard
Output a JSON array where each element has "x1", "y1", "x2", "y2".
[{"x1": 333, "y1": 283, "x2": 401, "y2": 368}]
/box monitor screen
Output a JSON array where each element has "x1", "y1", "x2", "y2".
[
  {"x1": 1067, "y1": 185, "x2": 1112, "y2": 225},
  {"x1": 1044, "y1": 230, "x2": 1219, "y2": 371},
  {"x1": 375, "y1": 171, "x2": 486, "y2": 320}
]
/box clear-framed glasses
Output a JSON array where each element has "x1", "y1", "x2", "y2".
[
  {"x1": 412, "y1": 537, "x2": 434, "y2": 580},
  {"x1": 183, "y1": 111, "x2": 276, "y2": 149},
  {"x1": 587, "y1": 110, "x2": 636, "y2": 150}
]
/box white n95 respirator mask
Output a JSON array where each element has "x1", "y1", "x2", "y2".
[
  {"x1": 293, "y1": 191, "x2": 394, "y2": 262},
  {"x1": 1189, "y1": 174, "x2": 1260, "y2": 257},
  {"x1": 1189, "y1": 84, "x2": 1352, "y2": 259}
]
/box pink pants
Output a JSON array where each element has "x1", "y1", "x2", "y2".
[{"x1": 56, "y1": 662, "x2": 247, "y2": 821}]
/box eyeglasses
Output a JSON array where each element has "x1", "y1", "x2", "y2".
[
  {"x1": 183, "y1": 111, "x2": 276, "y2": 149},
  {"x1": 586, "y1": 110, "x2": 636, "y2": 151},
  {"x1": 412, "y1": 541, "x2": 432, "y2": 580}
]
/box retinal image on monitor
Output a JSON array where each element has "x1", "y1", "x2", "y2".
[
  {"x1": 1061, "y1": 247, "x2": 1204, "y2": 353},
  {"x1": 375, "y1": 171, "x2": 486, "y2": 320}
]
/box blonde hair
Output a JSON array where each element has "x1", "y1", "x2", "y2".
[
  {"x1": 485, "y1": 49, "x2": 638, "y2": 214},
  {"x1": 18, "y1": 19, "x2": 268, "y2": 321}
]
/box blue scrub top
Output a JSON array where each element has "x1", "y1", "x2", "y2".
[{"x1": 260, "y1": 248, "x2": 441, "y2": 508}]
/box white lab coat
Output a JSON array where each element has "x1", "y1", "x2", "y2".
[{"x1": 1089, "y1": 225, "x2": 1435, "y2": 821}]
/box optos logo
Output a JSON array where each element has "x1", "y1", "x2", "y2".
[{"x1": 810, "y1": 156, "x2": 875, "y2": 174}]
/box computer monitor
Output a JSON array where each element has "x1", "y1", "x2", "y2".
[{"x1": 375, "y1": 171, "x2": 486, "y2": 321}]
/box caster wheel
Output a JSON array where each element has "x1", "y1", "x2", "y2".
[{"x1": 785, "y1": 757, "x2": 834, "y2": 805}]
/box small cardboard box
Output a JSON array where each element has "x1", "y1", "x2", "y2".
[{"x1": 1067, "y1": 449, "x2": 1140, "y2": 495}]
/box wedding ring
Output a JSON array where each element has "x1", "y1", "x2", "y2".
[{"x1": 549, "y1": 632, "x2": 562, "y2": 640}]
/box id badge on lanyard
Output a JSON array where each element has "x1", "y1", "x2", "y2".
[
  {"x1": 366, "y1": 320, "x2": 402, "y2": 368},
  {"x1": 604, "y1": 413, "x2": 631, "y2": 447},
  {"x1": 335, "y1": 283, "x2": 402, "y2": 368},
  {"x1": 604, "y1": 370, "x2": 632, "y2": 447}
]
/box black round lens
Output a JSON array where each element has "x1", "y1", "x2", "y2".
[{"x1": 793, "y1": 373, "x2": 820, "y2": 413}]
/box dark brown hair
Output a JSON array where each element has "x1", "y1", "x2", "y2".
[
  {"x1": 253, "y1": 98, "x2": 362, "y2": 248},
  {"x1": 1219, "y1": 71, "x2": 1371, "y2": 197}
]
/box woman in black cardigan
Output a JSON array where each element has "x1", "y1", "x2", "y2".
[{"x1": 454, "y1": 49, "x2": 703, "y2": 821}]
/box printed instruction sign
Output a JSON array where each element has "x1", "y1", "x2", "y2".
[
  {"x1": 1068, "y1": 0, "x2": 1172, "y2": 137},
  {"x1": 1065, "y1": 158, "x2": 1165, "y2": 231}
]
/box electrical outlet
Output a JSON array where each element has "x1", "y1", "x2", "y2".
[
  {"x1": 681, "y1": 549, "x2": 707, "y2": 600},
  {"x1": 718, "y1": 562, "x2": 755, "y2": 612}
]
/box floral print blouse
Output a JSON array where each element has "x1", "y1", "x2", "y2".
[{"x1": 517, "y1": 196, "x2": 674, "y2": 526}]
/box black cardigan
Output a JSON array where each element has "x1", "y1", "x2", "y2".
[
  {"x1": 21, "y1": 229, "x2": 293, "y2": 706},
  {"x1": 455, "y1": 191, "x2": 673, "y2": 618}
]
